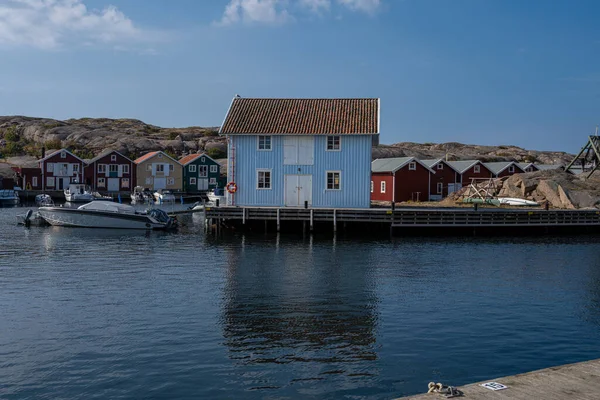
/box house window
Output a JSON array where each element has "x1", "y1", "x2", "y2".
[
  {"x1": 380, "y1": 181, "x2": 386, "y2": 193},
  {"x1": 109, "y1": 164, "x2": 118, "y2": 173},
  {"x1": 158, "y1": 153, "x2": 163, "y2": 158},
  {"x1": 210, "y1": 165, "x2": 217, "y2": 173},
  {"x1": 122, "y1": 178, "x2": 130, "y2": 188},
  {"x1": 371, "y1": 181, "x2": 373, "y2": 193},
  {"x1": 257, "y1": 170, "x2": 271, "y2": 189},
  {"x1": 409, "y1": 162, "x2": 416, "y2": 170},
  {"x1": 123, "y1": 165, "x2": 129, "y2": 174},
  {"x1": 156, "y1": 164, "x2": 164, "y2": 173},
  {"x1": 47, "y1": 177, "x2": 55, "y2": 187},
  {"x1": 167, "y1": 177, "x2": 175, "y2": 185},
  {"x1": 73, "y1": 164, "x2": 79, "y2": 173},
  {"x1": 508, "y1": 165, "x2": 515, "y2": 173},
  {"x1": 98, "y1": 164, "x2": 106, "y2": 173},
  {"x1": 190, "y1": 177, "x2": 197, "y2": 185},
  {"x1": 189, "y1": 165, "x2": 197, "y2": 173},
  {"x1": 327, "y1": 136, "x2": 341, "y2": 151},
  {"x1": 47, "y1": 163, "x2": 54, "y2": 173},
  {"x1": 326, "y1": 171, "x2": 341, "y2": 190},
  {"x1": 437, "y1": 163, "x2": 443, "y2": 170},
  {"x1": 98, "y1": 178, "x2": 105, "y2": 187},
  {"x1": 32, "y1": 177, "x2": 38, "y2": 187},
  {"x1": 169, "y1": 164, "x2": 174, "y2": 172},
  {"x1": 209, "y1": 178, "x2": 216, "y2": 185},
  {"x1": 437, "y1": 182, "x2": 443, "y2": 194},
  {"x1": 258, "y1": 135, "x2": 272, "y2": 151},
  {"x1": 201, "y1": 157, "x2": 205, "y2": 162},
  {"x1": 146, "y1": 164, "x2": 151, "y2": 171},
  {"x1": 60, "y1": 151, "x2": 66, "y2": 158},
  {"x1": 199, "y1": 165, "x2": 208, "y2": 177},
  {"x1": 111, "y1": 155, "x2": 117, "y2": 162},
  {"x1": 474, "y1": 165, "x2": 480, "y2": 173},
  {"x1": 145, "y1": 177, "x2": 152, "y2": 185}
]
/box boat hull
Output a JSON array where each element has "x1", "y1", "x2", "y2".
[
  {"x1": 65, "y1": 194, "x2": 95, "y2": 202},
  {"x1": 0, "y1": 198, "x2": 20, "y2": 207},
  {"x1": 38, "y1": 207, "x2": 166, "y2": 229}
]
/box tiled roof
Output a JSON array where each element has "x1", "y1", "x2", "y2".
[
  {"x1": 134, "y1": 151, "x2": 158, "y2": 164},
  {"x1": 179, "y1": 153, "x2": 203, "y2": 166},
  {"x1": 372, "y1": 157, "x2": 435, "y2": 173},
  {"x1": 220, "y1": 97, "x2": 379, "y2": 135}
]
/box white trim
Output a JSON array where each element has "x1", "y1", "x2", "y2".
[
  {"x1": 110, "y1": 154, "x2": 117, "y2": 162},
  {"x1": 256, "y1": 168, "x2": 272, "y2": 190},
  {"x1": 257, "y1": 135, "x2": 272, "y2": 151},
  {"x1": 326, "y1": 135, "x2": 342, "y2": 151},
  {"x1": 210, "y1": 165, "x2": 218, "y2": 173},
  {"x1": 408, "y1": 162, "x2": 416, "y2": 171},
  {"x1": 218, "y1": 95, "x2": 238, "y2": 135},
  {"x1": 508, "y1": 165, "x2": 515, "y2": 173},
  {"x1": 189, "y1": 164, "x2": 197, "y2": 173},
  {"x1": 473, "y1": 165, "x2": 481, "y2": 173},
  {"x1": 122, "y1": 164, "x2": 130, "y2": 174},
  {"x1": 370, "y1": 180, "x2": 373, "y2": 193},
  {"x1": 190, "y1": 177, "x2": 197, "y2": 185},
  {"x1": 437, "y1": 182, "x2": 443, "y2": 194},
  {"x1": 325, "y1": 170, "x2": 341, "y2": 191},
  {"x1": 377, "y1": 98, "x2": 381, "y2": 134},
  {"x1": 380, "y1": 180, "x2": 386, "y2": 193},
  {"x1": 40, "y1": 148, "x2": 85, "y2": 163},
  {"x1": 437, "y1": 163, "x2": 443, "y2": 170}
]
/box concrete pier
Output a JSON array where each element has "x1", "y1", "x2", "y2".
[{"x1": 396, "y1": 358, "x2": 600, "y2": 399}]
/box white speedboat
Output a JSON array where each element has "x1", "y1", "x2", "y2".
[
  {"x1": 207, "y1": 188, "x2": 226, "y2": 206},
  {"x1": 498, "y1": 197, "x2": 539, "y2": 206},
  {"x1": 35, "y1": 194, "x2": 54, "y2": 206},
  {"x1": 38, "y1": 201, "x2": 176, "y2": 230},
  {"x1": 131, "y1": 186, "x2": 154, "y2": 205},
  {"x1": 64, "y1": 183, "x2": 94, "y2": 202},
  {"x1": 153, "y1": 189, "x2": 176, "y2": 204},
  {"x1": 0, "y1": 189, "x2": 20, "y2": 207}
]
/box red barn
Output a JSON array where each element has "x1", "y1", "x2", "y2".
[
  {"x1": 422, "y1": 159, "x2": 462, "y2": 199},
  {"x1": 484, "y1": 161, "x2": 525, "y2": 178},
  {"x1": 447, "y1": 160, "x2": 493, "y2": 187},
  {"x1": 39, "y1": 149, "x2": 86, "y2": 191},
  {"x1": 84, "y1": 150, "x2": 136, "y2": 192},
  {"x1": 371, "y1": 157, "x2": 434, "y2": 203}
]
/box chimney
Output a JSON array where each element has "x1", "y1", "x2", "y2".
[{"x1": 41, "y1": 146, "x2": 46, "y2": 159}]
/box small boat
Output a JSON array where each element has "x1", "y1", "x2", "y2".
[
  {"x1": 35, "y1": 194, "x2": 54, "y2": 207},
  {"x1": 153, "y1": 189, "x2": 176, "y2": 204},
  {"x1": 64, "y1": 183, "x2": 94, "y2": 203},
  {"x1": 188, "y1": 201, "x2": 205, "y2": 211},
  {"x1": 498, "y1": 197, "x2": 539, "y2": 206},
  {"x1": 131, "y1": 186, "x2": 154, "y2": 205},
  {"x1": 38, "y1": 201, "x2": 176, "y2": 230},
  {"x1": 0, "y1": 189, "x2": 20, "y2": 207},
  {"x1": 207, "y1": 188, "x2": 226, "y2": 206}
]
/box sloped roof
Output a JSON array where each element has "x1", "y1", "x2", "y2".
[
  {"x1": 536, "y1": 164, "x2": 562, "y2": 171},
  {"x1": 220, "y1": 97, "x2": 379, "y2": 135},
  {"x1": 40, "y1": 148, "x2": 85, "y2": 163},
  {"x1": 372, "y1": 157, "x2": 435, "y2": 173},
  {"x1": 178, "y1": 153, "x2": 218, "y2": 166},
  {"x1": 421, "y1": 158, "x2": 462, "y2": 174},
  {"x1": 88, "y1": 149, "x2": 132, "y2": 164},
  {"x1": 446, "y1": 160, "x2": 483, "y2": 174},
  {"x1": 517, "y1": 162, "x2": 536, "y2": 170},
  {"x1": 484, "y1": 161, "x2": 521, "y2": 175},
  {"x1": 134, "y1": 151, "x2": 158, "y2": 164}
]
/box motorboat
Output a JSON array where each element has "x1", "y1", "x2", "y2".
[
  {"x1": 38, "y1": 201, "x2": 177, "y2": 230},
  {"x1": 498, "y1": 197, "x2": 539, "y2": 206},
  {"x1": 131, "y1": 186, "x2": 154, "y2": 205},
  {"x1": 153, "y1": 189, "x2": 176, "y2": 204},
  {"x1": 16, "y1": 209, "x2": 49, "y2": 227},
  {"x1": 64, "y1": 183, "x2": 94, "y2": 202},
  {"x1": 0, "y1": 189, "x2": 20, "y2": 207},
  {"x1": 35, "y1": 194, "x2": 54, "y2": 206},
  {"x1": 207, "y1": 188, "x2": 226, "y2": 206},
  {"x1": 188, "y1": 201, "x2": 205, "y2": 211}
]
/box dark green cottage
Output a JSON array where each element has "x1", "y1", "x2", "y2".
[{"x1": 179, "y1": 153, "x2": 221, "y2": 193}]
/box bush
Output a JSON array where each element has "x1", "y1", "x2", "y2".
[
  {"x1": 167, "y1": 132, "x2": 178, "y2": 140},
  {"x1": 3, "y1": 142, "x2": 23, "y2": 156},
  {"x1": 3, "y1": 126, "x2": 19, "y2": 142},
  {"x1": 206, "y1": 147, "x2": 226, "y2": 159},
  {"x1": 44, "y1": 139, "x2": 62, "y2": 149},
  {"x1": 523, "y1": 154, "x2": 538, "y2": 163}
]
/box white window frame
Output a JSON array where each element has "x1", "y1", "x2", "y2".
[
  {"x1": 437, "y1": 182, "x2": 443, "y2": 194},
  {"x1": 437, "y1": 163, "x2": 443, "y2": 170},
  {"x1": 474, "y1": 165, "x2": 480, "y2": 173},
  {"x1": 156, "y1": 164, "x2": 164, "y2": 173},
  {"x1": 201, "y1": 157, "x2": 205, "y2": 162},
  {"x1": 508, "y1": 165, "x2": 515, "y2": 173},
  {"x1": 167, "y1": 177, "x2": 175, "y2": 185},
  {"x1": 198, "y1": 165, "x2": 208, "y2": 177},
  {"x1": 408, "y1": 162, "x2": 416, "y2": 171},
  {"x1": 122, "y1": 178, "x2": 130, "y2": 188},
  {"x1": 326, "y1": 171, "x2": 341, "y2": 191},
  {"x1": 145, "y1": 177, "x2": 152, "y2": 185},
  {"x1": 257, "y1": 169, "x2": 272, "y2": 190},
  {"x1": 169, "y1": 164, "x2": 174, "y2": 172},
  {"x1": 158, "y1": 153, "x2": 163, "y2": 158},
  {"x1": 209, "y1": 177, "x2": 216, "y2": 185},
  {"x1": 189, "y1": 165, "x2": 197, "y2": 173},
  {"x1": 32, "y1": 177, "x2": 38, "y2": 187},
  {"x1": 111, "y1": 154, "x2": 117, "y2": 162},
  {"x1": 123, "y1": 164, "x2": 129, "y2": 174},
  {"x1": 73, "y1": 164, "x2": 79, "y2": 173},
  {"x1": 210, "y1": 165, "x2": 218, "y2": 173},
  {"x1": 190, "y1": 177, "x2": 197, "y2": 185},
  {"x1": 380, "y1": 181, "x2": 386, "y2": 193},
  {"x1": 146, "y1": 164, "x2": 152, "y2": 171},
  {"x1": 47, "y1": 163, "x2": 54, "y2": 173},
  {"x1": 60, "y1": 151, "x2": 66, "y2": 159},
  {"x1": 257, "y1": 135, "x2": 272, "y2": 151},
  {"x1": 326, "y1": 135, "x2": 341, "y2": 151},
  {"x1": 109, "y1": 164, "x2": 118, "y2": 173},
  {"x1": 98, "y1": 164, "x2": 106, "y2": 173},
  {"x1": 46, "y1": 177, "x2": 55, "y2": 187},
  {"x1": 98, "y1": 178, "x2": 105, "y2": 187},
  {"x1": 370, "y1": 181, "x2": 373, "y2": 193}
]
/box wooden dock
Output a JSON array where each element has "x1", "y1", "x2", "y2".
[
  {"x1": 204, "y1": 206, "x2": 600, "y2": 234},
  {"x1": 396, "y1": 358, "x2": 600, "y2": 399}
]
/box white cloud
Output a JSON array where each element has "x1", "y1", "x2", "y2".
[
  {"x1": 217, "y1": 0, "x2": 381, "y2": 26},
  {"x1": 0, "y1": 0, "x2": 154, "y2": 50}
]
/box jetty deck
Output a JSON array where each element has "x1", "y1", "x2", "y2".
[{"x1": 396, "y1": 358, "x2": 600, "y2": 399}]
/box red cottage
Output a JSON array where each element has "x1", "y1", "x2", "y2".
[
  {"x1": 447, "y1": 160, "x2": 493, "y2": 186},
  {"x1": 422, "y1": 159, "x2": 462, "y2": 199},
  {"x1": 518, "y1": 162, "x2": 539, "y2": 173},
  {"x1": 371, "y1": 157, "x2": 434, "y2": 203},
  {"x1": 84, "y1": 150, "x2": 136, "y2": 192},
  {"x1": 12, "y1": 166, "x2": 42, "y2": 190},
  {"x1": 39, "y1": 149, "x2": 86, "y2": 191}
]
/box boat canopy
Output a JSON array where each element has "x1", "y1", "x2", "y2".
[{"x1": 77, "y1": 202, "x2": 136, "y2": 214}]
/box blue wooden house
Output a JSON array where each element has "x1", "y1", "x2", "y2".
[{"x1": 219, "y1": 97, "x2": 380, "y2": 208}]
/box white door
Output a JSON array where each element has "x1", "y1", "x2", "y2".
[
  {"x1": 107, "y1": 178, "x2": 119, "y2": 191},
  {"x1": 198, "y1": 179, "x2": 209, "y2": 191},
  {"x1": 154, "y1": 177, "x2": 167, "y2": 190},
  {"x1": 284, "y1": 175, "x2": 312, "y2": 206},
  {"x1": 283, "y1": 136, "x2": 315, "y2": 165}
]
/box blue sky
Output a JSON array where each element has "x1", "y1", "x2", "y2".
[{"x1": 0, "y1": 0, "x2": 599, "y2": 152}]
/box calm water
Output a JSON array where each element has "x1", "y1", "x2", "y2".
[{"x1": 1, "y1": 206, "x2": 600, "y2": 399}]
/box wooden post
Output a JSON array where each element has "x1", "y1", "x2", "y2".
[
  {"x1": 310, "y1": 209, "x2": 314, "y2": 232},
  {"x1": 242, "y1": 207, "x2": 246, "y2": 224},
  {"x1": 265, "y1": 219, "x2": 268, "y2": 233},
  {"x1": 277, "y1": 208, "x2": 280, "y2": 232},
  {"x1": 333, "y1": 209, "x2": 337, "y2": 233}
]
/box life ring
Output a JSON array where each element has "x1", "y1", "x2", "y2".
[{"x1": 226, "y1": 182, "x2": 238, "y2": 194}]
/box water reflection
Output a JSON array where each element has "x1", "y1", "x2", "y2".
[{"x1": 222, "y1": 234, "x2": 380, "y2": 387}]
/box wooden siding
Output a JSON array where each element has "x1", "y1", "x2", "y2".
[
  {"x1": 40, "y1": 150, "x2": 86, "y2": 191},
  {"x1": 428, "y1": 161, "x2": 456, "y2": 198},
  {"x1": 182, "y1": 155, "x2": 221, "y2": 193},
  {"x1": 496, "y1": 164, "x2": 525, "y2": 178},
  {"x1": 461, "y1": 164, "x2": 493, "y2": 185},
  {"x1": 135, "y1": 152, "x2": 183, "y2": 191},
  {"x1": 227, "y1": 134, "x2": 372, "y2": 208},
  {"x1": 371, "y1": 173, "x2": 394, "y2": 202},
  {"x1": 394, "y1": 163, "x2": 431, "y2": 202},
  {"x1": 84, "y1": 151, "x2": 135, "y2": 192}
]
